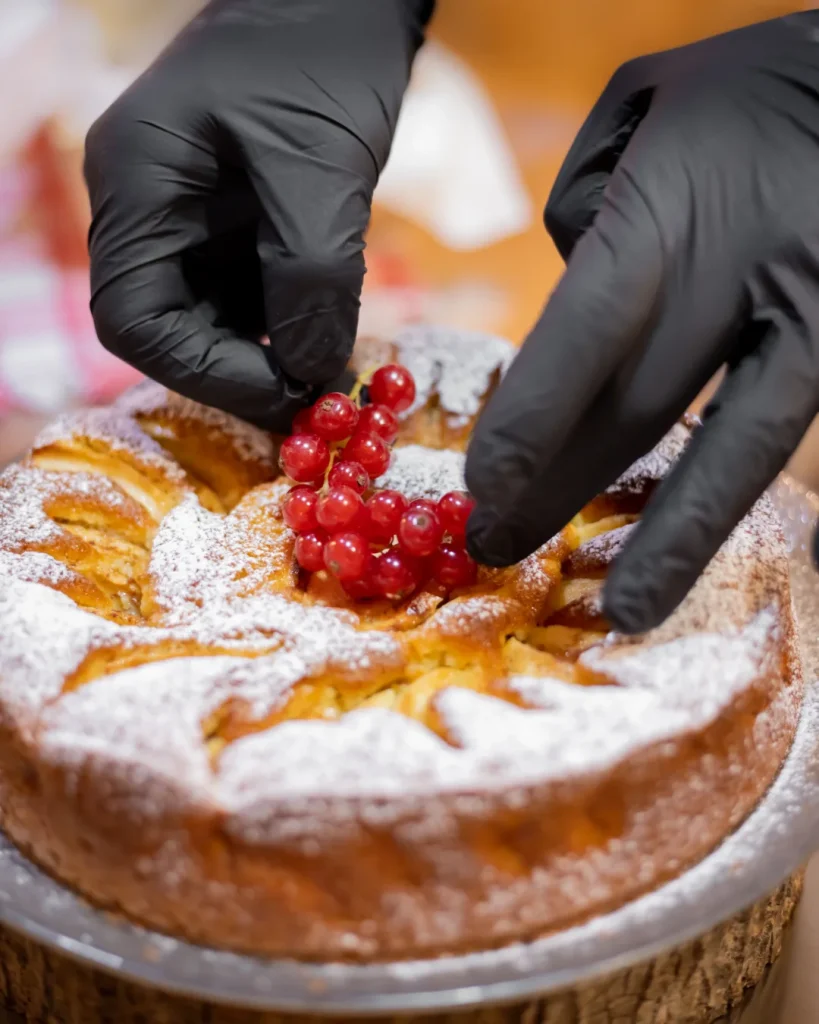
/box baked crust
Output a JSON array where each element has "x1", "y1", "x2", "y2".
[{"x1": 0, "y1": 325, "x2": 802, "y2": 961}]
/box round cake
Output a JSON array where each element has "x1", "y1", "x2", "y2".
[{"x1": 0, "y1": 325, "x2": 802, "y2": 961}]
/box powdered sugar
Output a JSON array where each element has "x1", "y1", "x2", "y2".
[
  {"x1": 0, "y1": 466, "x2": 61, "y2": 551},
  {"x1": 606, "y1": 422, "x2": 692, "y2": 498},
  {"x1": 0, "y1": 580, "x2": 118, "y2": 721},
  {"x1": 0, "y1": 550, "x2": 79, "y2": 588},
  {"x1": 0, "y1": 330, "x2": 801, "y2": 960},
  {"x1": 213, "y1": 608, "x2": 778, "y2": 834},
  {"x1": 378, "y1": 445, "x2": 466, "y2": 501},
  {"x1": 566, "y1": 524, "x2": 636, "y2": 576},
  {"x1": 393, "y1": 325, "x2": 515, "y2": 425},
  {"x1": 582, "y1": 608, "x2": 777, "y2": 712},
  {"x1": 33, "y1": 407, "x2": 187, "y2": 483},
  {"x1": 38, "y1": 658, "x2": 242, "y2": 824},
  {"x1": 0, "y1": 462, "x2": 145, "y2": 554},
  {"x1": 0, "y1": 479, "x2": 811, "y2": 995},
  {"x1": 144, "y1": 493, "x2": 291, "y2": 621},
  {"x1": 116, "y1": 381, "x2": 277, "y2": 466},
  {"x1": 633, "y1": 492, "x2": 788, "y2": 644}
]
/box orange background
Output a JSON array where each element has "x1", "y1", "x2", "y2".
[
  {"x1": 8, "y1": 0, "x2": 819, "y2": 480},
  {"x1": 368, "y1": 0, "x2": 804, "y2": 344}
]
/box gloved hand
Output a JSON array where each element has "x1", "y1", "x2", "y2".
[
  {"x1": 84, "y1": 0, "x2": 431, "y2": 430},
  {"x1": 466, "y1": 13, "x2": 819, "y2": 634}
]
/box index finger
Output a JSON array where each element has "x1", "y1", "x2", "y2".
[
  {"x1": 91, "y1": 260, "x2": 310, "y2": 431},
  {"x1": 465, "y1": 170, "x2": 663, "y2": 564}
]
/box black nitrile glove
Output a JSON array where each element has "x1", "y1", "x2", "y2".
[
  {"x1": 84, "y1": 0, "x2": 431, "y2": 430},
  {"x1": 466, "y1": 13, "x2": 819, "y2": 634}
]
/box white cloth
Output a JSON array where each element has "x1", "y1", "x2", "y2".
[{"x1": 376, "y1": 42, "x2": 533, "y2": 251}]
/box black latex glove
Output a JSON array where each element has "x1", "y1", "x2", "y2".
[
  {"x1": 466, "y1": 12, "x2": 819, "y2": 634},
  {"x1": 84, "y1": 0, "x2": 431, "y2": 430}
]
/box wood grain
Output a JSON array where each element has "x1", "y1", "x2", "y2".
[{"x1": 0, "y1": 873, "x2": 803, "y2": 1024}]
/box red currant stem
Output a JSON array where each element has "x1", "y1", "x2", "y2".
[
  {"x1": 348, "y1": 365, "x2": 378, "y2": 408},
  {"x1": 320, "y1": 446, "x2": 341, "y2": 493},
  {"x1": 309, "y1": 364, "x2": 386, "y2": 497}
]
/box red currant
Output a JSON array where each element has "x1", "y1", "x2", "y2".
[
  {"x1": 398, "y1": 505, "x2": 444, "y2": 557},
  {"x1": 316, "y1": 486, "x2": 364, "y2": 532},
  {"x1": 329, "y1": 460, "x2": 370, "y2": 494},
  {"x1": 437, "y1": 491, "x2": 475, "y2": 541},
  {"x1": 282, "y1": 485, "x2": 318, "y2": 533},
  {"x1": 324, "y1": 532, "x2": 370, "y2": 581},
  {"x1": 369, "y1": 364, "x2": 416, "y2": 414},
  {"x1": 431, "y1": 545, "x2": 478, "y2": 590},
  {"x1": 279, "y1": 433, "x2": 330, "y2": 483},
  {"x1": 291, "y1": 407, "x2": 313, "y2": 435},
  {"x1": 342, "y1": 553, "x2": 379, "y2": 599},
  {"x1": 350, "y1": 500, "x2": 372, "y2": 537},
  {"x1": 408, "y1": 498, "x2": 437, "y2": 516},
  {"x1": 342, "y1": 431, "x2": 391, "y2": 479},
  {"x1": 357, "y1": 403, "x2": 399, "y2": 444},
  {"x1": 309, "y1": 392, "x2": 359, "y2": 442},
  {"x1": 372, "y1": 548, "x2": 422, "y2": 601},
  {"x1": 366, "y1": 489, "x2": 408, "y2": 542},
  {"x1": 295, "y1": 530, "x2": 327, "y2": 573}
]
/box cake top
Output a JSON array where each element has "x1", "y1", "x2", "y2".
[{"x1": 0, "y1": 326, "x2": 794, "y2": 839}]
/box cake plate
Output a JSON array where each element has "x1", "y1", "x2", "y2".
[{"x1": 0, "y1": 476, "x2": 817, "y2": 1022}]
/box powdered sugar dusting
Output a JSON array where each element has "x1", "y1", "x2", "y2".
[
  {"x1": 216, "y1": 608, "x2": 778, "y2": 827},
  {"x1": 393, "y1": 325, "x2": 515, "y2": 425},
  {"x1": 635, "y1": 493, "x2": 788, "y2": 644},
  {"x1": 220, "y1": 710, "x2": 465, "y2": 812},
  {"x1": 378, "y1": 446, "x2": 466, "y2": 502},
  {"x1": 144, "y1": 493, "x2": 292, "y2": 620},
  {"x1": 566, "y1": 524, "x2": 636, "y2": 576},
  {"x1": 38, "y1": 658, "x2": 243, "y2": 824},
  {"x1": 0, "y1": 332, "x2": 801, "y2": 962},
  {"x1": 33, "y1": 407, "x2": 187, "y2": 483},
  {"x1": 606, "y1": 422, "x2": 691, "y2": 498},
  {"x1": 116, "y1": 381, "x2": 277, "y2": 466},
  {"x1": 582, "y1": 608, "x2": 777, "y2": 711},
  {"x1": 0, "y1": 466, "x2": 61, "y2": 552},
  {"x1": 143, "y1": 488, "x2": 404, "y2": 691},
  {"x1": 0, "y1": 550, "x2": 80, "y2": 588},
  {"x1": 0, "y1": 581, "x2": 118, "y2": 721},
  {"x1": 0, "y1": 463, "x2": 145, "y2": 553}
]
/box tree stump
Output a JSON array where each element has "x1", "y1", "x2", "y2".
[{"x1": 0, "y1": 872, "x2": 802, "y2": 1024}]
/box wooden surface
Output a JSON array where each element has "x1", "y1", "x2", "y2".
[{"x1": 0, "y1": 873, "x2": 803, "y2": 1024}]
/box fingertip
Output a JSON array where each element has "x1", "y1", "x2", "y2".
[
  {"x1": 602, "y1": 538, "x2": 692, "y2": 636},
  {"x1": 465, "y1": 506, "x2": 517, "y2": 568},
  {"x1": 270, "y1": 309, "x2": 358, "y2": 386},
  {"x1": 319, "y1": 368, "x2": 357, "y2": 398},
  {"x1": 601, "y1": 572, "x2": 658, "y2": 635}
]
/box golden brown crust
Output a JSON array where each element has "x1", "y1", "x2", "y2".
[{"x1": 0, "y1": 327, "x2": 802, "y2": 961}]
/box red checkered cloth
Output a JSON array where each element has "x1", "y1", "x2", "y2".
[
  {"x1": 0, "y1": 161, "x2": 141, "y2": 416},
  {"x1": 0, "y1": 156, "x2": 437, "y2": 417}
]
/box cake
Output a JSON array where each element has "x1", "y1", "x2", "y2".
[{"x1": 0, "y1": 325, "x2": 802, "y2": 961}]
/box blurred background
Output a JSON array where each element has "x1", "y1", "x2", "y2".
[{"x1": 2, "y1": 0, "x2": 818, "y2": 484}]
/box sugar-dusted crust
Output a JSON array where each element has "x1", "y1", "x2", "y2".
[{"x1": 0, "y1": 326, "x2": 802, "y2": 961}]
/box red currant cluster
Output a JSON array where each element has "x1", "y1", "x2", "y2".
[{"x1": 278, "y1": 364, "x2": 478, "y2": 601}]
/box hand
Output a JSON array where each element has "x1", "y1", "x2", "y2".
[
  {"x1": 84, "y1": 0, "x2": 430, "y2": 430},
  {"x1": 466, "y1": 13, "x2": 819, "y2": 634}
]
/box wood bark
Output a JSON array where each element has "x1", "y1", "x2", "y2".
[{"x1": 0, "y1": 872, "x2": 802, "y2": 1024}]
